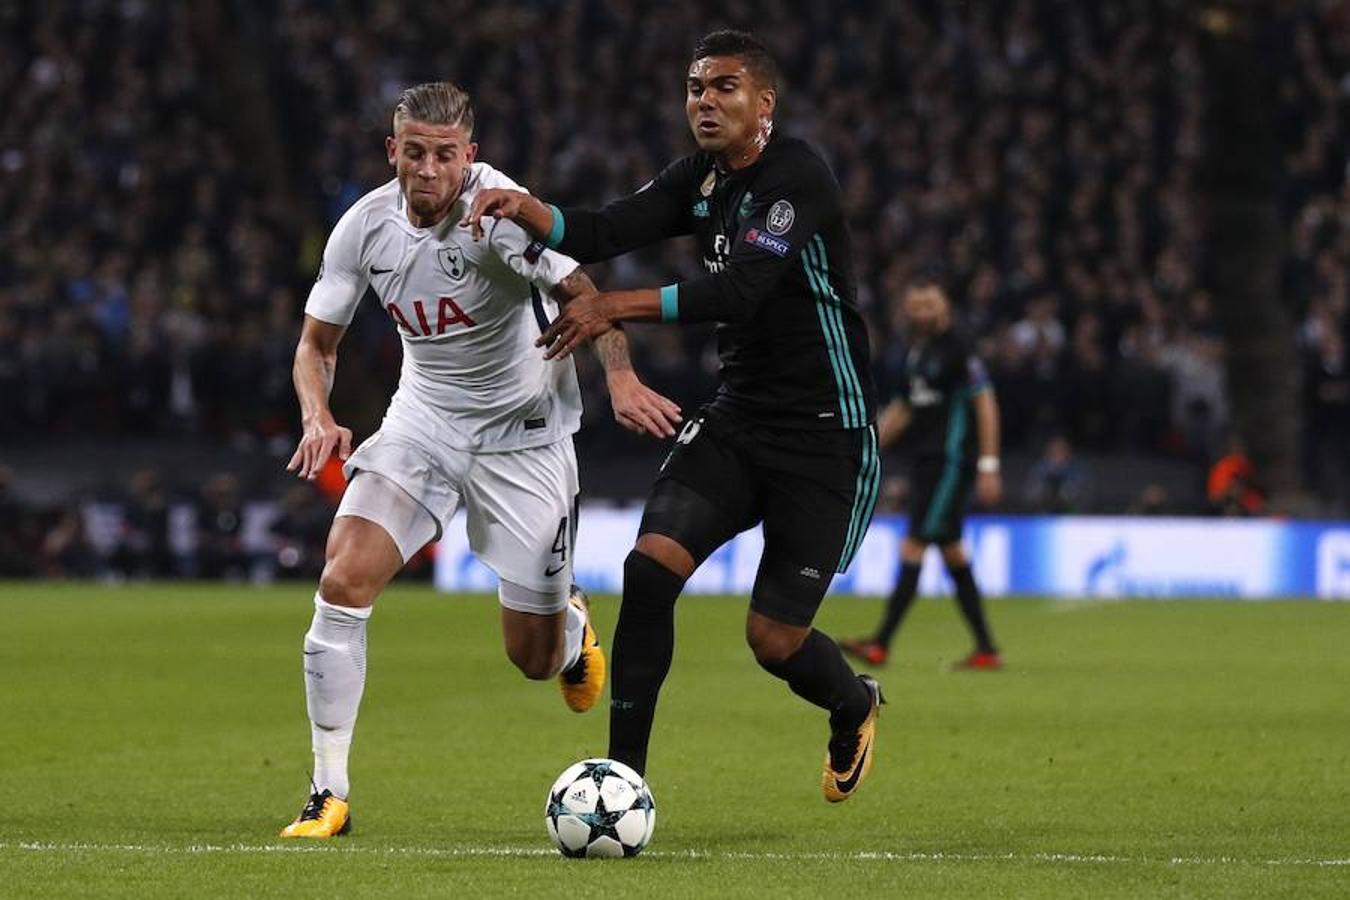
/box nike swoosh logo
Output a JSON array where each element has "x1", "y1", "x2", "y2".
[
  {"x1": 834, "y1": 736, "x2": 871, "y2": 794},
  {"x1": 370, "y1": 265, "x2": 393, "y2": 275},
  {"x1": 544, "y1": 564, "x2": 567, "y2": 577},
  {"x1": 302, "y1": 649, "x2": 326, "y2": 656}
]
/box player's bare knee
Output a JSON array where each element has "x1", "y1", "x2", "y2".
[
  {"x1": 940, "y1": 542, "x2": 967, "y2": 568},
  {"x1": 633, "y1": 534, "x2": 697, "y2": 580},
  {"x1": 318, "y1": 563, "x2": 377, "y2": 609},
  {"x1": 900, "y1": 536, "x2": 928, "y2": 564}
]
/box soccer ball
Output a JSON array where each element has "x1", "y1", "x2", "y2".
[{"x1": 545, "y1": 758, "x2": 656, "y2": 858}]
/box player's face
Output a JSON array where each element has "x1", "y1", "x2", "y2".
[
  {"x1": 903, "y1": 287, "x2": 950, "y2": 336},
  {"x1": 685, "y1": 56, "x2": 774, "y2": 159},
  {"x1": 386, "y1": 119, "x2": 478, "y2": 226}
]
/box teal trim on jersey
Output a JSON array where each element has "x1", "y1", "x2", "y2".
[
  {"x1": 660, "y1": 284, "x2": 680, "y2": 322},
  {"x1": 802, "y1": 236, "x2": 866, "y2": 428},
  {"x1": 545, "y1": 204, "x2": 566, "y2": 248},
  {"x1": 802, "y1": 240, "x2": 849, "y2": 423},
  {"x1": 802, "y1": 248, "x2": 854, "y2": 427},
  {"x1": 838, "y1": 424, "x2": 881, "y2": 573},
  {"x1": 808, "y1": 236, "x2": 866, "y2": 427},
  {"x1": 921, "y1": 388, "x2": 971, "y2": 539}
]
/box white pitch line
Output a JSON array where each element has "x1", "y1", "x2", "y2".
[{"x1": 2, "y1": 841, "x2": 1347, "y2": 868}]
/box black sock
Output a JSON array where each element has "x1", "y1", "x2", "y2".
[
  {"x1": 607, "y1": 551, "x2": 686, "y2": 775},
  {"x1": 760, "y1": 630, "x2": 872, "y2": 732},
  {"x1": 875, "y1": 561, "x2": 922, "y2": 647},
  {"x1": 949, "y1": 563, "x2": 997, "y2": 653}
]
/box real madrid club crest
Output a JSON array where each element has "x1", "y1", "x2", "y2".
[
  {"x1": 439, "y1": 243, "x2": 466, "y2": 280},
  {"x1": 700, "y1": 170, "x2": 716, "y2": 197}
]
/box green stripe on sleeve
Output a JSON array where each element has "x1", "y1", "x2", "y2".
[
  {"x1": 659, "y1": 284, "x2": 679, "y2": 322},
  {"x1": 810, "y1": 236, "x2": 866, "y2": 427},
  {"x1": 545, "y1": 203, "x2": 566, "y2": 248},
  {"x1": 801, "y1": 249, "x2": 853, "y2": 426}
]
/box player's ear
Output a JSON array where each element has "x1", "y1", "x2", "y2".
[
  {"x1": 465, "y1": 142, "x2": 478, "y2": 165},
  {"x1": 759, "y1": 88, "x2": 776, "y2": 119},
  {"x1": 385, "y1": 136, "x2": 398, "y2": 168}
]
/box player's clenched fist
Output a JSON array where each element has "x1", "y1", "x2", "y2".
[{"x1": 287, "y1": 416, "x2": 353, "y2": 481}]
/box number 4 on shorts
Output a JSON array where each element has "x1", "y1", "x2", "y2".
[{"x1": 545, "y1": 516, "x2": 568, "y2": 577}]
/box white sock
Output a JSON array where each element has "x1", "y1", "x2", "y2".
[
  {"x1": 560, "y1": 599, "x2": 586, "y2": 673},
  {"x1": 304, "y1": 593, "x2": 372, "y2": 800}
]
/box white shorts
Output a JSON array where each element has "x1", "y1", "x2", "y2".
[{"x1": 339, "y1": 415, "x2": 579, "y2": 597}]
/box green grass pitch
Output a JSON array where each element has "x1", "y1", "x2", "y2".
[{"x1": 2, "y1": 583, "x2": 1347, "y2": 898}]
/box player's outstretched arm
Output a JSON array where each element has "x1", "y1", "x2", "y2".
[
  {"x1": 464, "y1": 189, "x2": 554, "y2": 242},
  {"x1": 552, "y1": 270, "x2": 682, "y2": 439},
  {"x1": 467, "y1": 162, "x2": 692, "y2": 263},
  {"x1": 287, "y1": 315, "x2": 353, "y2": 481},
  {"x1": 537, "y1": 288, "x2": 662, "y2": 361}
]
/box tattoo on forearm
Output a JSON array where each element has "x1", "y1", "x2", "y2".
[
  {"x1": 594, "y1": 329, "x2": 633, "y2": 373},
  {"x1": 554, "y1": 268, "x2": 633, "y2": 373}
]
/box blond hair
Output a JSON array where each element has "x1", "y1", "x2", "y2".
[{"x1": 392, "y1": 82, "x2": 475, "y2": 134}]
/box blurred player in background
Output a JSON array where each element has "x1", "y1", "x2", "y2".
[
  {"x1": 841, "y1": 279, "x2": 1003, "y2": 670},
  {"x1": 467, "y1": 30, "x2": 884, "y2": 803},
  {"x1": 280, "y1": 82, "x2": 681, "y2": 838}
]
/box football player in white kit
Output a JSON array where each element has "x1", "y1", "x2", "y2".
[{"x1": 279, "y1": 82, "x2": 682, "y2": 838}]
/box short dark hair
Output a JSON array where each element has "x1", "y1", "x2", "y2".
[{"x1": 693, "y1": 29, "x2": 779, "y2": 92}]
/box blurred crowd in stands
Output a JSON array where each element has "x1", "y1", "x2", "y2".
[
  {"x1": 0, "y1": 458, "x2": 393, "y2": 581},
  {"x1": 1, "y1": 1, "x2": 1347, "y2": 575}
]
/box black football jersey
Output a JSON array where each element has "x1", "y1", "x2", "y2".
[
  {"x1": 550, "y1": 133, "x2": 875, "y2": 430},
  {"x1": 900, "y1": 329, "x2": 991, "y2": 461}
]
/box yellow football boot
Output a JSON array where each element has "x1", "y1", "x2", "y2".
[
  {"x1": 822, "y1": 675, "x2": 885, "y2": 803},
  {"x1": 559, "y1": 586, "x2": 606, "y2": 713},
  {"x1": 280, "y1": 790, "x2": 351, "y2": 838}
]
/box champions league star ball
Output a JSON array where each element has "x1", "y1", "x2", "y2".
[{"x1": 545, "y1": 758, "x2": 656, "y2": 858}]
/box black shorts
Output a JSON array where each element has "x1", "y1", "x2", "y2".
[
  {"x1": 907, "y1": 456, "x2": 975, "y2": 545},
  {"x1": 640, "y1": 407, "x2": 880, "y2": 627}
]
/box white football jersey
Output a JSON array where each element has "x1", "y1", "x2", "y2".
[{"x1": 305, "y1": 163, "x2": 583, "y2": 451}]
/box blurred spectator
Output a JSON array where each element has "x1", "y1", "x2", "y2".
[
  {"x1": 1159, "y1": 326, "x2": 1227, "y2": 458},
  {"x1": 1060, "y1": 311, "x2": 1114, "y2": 449},
  {"x1": 1023, "y1": 435, "x2": 1093, "y2": 514},
  {"x1": 1128, "y1": 483, "x2": 1174, "y2": 516},
  {"x1": 1207, "y1": 437, "x2": 1266, "y2": 517},
  {"x1": 0, "y1": 465, "x2": 41, "y2": 576},
  {"x1": 270, "y1": 483, "x2": 334, "y2": 580},
  {"x1": 1301, "y1": 329, "x2": 1350, "y2": 511},
  {"x1": 41, "y1": 505, "x2": 98, "y2": 577},
  {"x1": 195, "y1": 472, "x2": 248, "y2": 579},
  {"x1": 112, "y1": 468, "x2": 174, "y2": 578}
]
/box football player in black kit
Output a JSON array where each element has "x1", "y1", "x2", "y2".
[
  {"x1": 466, "y1": 30, "x2": 884, "y2": 801},
  {"x1": 840, "y1": 280, "x2": 1004, "y2": 671}
]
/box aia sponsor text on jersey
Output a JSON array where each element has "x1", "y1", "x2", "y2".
[{"x1": 386, "y1": 296, "x2": 477, "y2": 337}]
